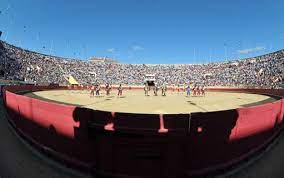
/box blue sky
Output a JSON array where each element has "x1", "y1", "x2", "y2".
[{"x1": 0, "y1": 0, "x2": 284, "y2": 64}]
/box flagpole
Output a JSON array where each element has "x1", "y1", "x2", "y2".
[
  {"x1": 209, "y1": 48, "x2": 212, "y2": 63},
  {"x1": 50, "y1": 40, "x2": 53, "y2": 55},
  {"x1": 224, "y1": 45, "x2": 227, "y2": 61},
  {"x1": 193, "y1": 48, "x2": 196, "y2": 64},
  {"x1": 4, "y1": 31, "x2": 8, "y2": 41}
]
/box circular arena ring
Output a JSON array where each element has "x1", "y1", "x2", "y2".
[
  {"x1": 25, "y1": 89, "x2": 276, "y2": 114},
  {"x1": 3, "y1": 85, "x2": 284, "y2": 178}
]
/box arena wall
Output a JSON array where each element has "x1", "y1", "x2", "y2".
[{"x1": 2, "y1": 85, "x2": 284, "y2": 178}]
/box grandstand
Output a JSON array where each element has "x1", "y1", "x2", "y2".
[{"x1": 0, "y1": 40, "x2": 283, "y2": 88}]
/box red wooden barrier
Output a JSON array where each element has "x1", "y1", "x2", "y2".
[
  {"x1": 2, "y1": 85, "x2": 284, "y2": 178},
  {"x1": 231, "y1": 101, "x2": 281, "y2": 140},
  {"x1": 32, "y1": 99, "x2": 78, "y2": 138},
  {"x1": 278, "y1": 99, "x2": 284, "y2": 125}
]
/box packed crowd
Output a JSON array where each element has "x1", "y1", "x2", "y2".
[{"x1": 0, "y1": 40, "x2": 283, "y2": 88}]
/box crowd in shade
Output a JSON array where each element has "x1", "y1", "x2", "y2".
[{"x1": 0, "y1": 40, "x2": 283, "y2": 88}]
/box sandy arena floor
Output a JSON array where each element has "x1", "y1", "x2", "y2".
[{"x1": 24, "y1": 89, "x2": 276, "y2": 114}]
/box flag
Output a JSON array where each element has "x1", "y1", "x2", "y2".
[{"x1": 68, "y1": 75, "x2": 79, "y2": 85}]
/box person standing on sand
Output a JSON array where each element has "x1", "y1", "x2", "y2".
[{"x1": 117, "y1": 84, "x2": 123, "y2": 97}]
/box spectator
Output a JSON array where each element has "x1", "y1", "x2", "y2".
[{"x1": 0, "y1": 40, "x2": 283, "y2": 88}]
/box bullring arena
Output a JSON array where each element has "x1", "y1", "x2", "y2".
[
  {"x1": 0, "y1": 39, "x2": 284, "y2": 178},
  {"x1": 25, "y1": 88, "x2": 276, "y2": 114}
]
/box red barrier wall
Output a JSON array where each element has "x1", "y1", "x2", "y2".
[
  {"x1": 231, "y1": 101, "x2": 281, "y2": 140},
  {"x1": 279, "y1": 99, "x2": 284, "y2": 125},
  {"x1": 4, "y1": 89, "x2": 95, "y2": 170},
  {"x1": 2, "y1": 85, "x2": 284, "y2": 178}
]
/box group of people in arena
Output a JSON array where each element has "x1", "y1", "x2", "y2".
[
  {"x1": 88, "y1": 82, "x2": 206, "y2": 98},
  {"x1": 0, "y1": 40, "x2": 283, "y2": 89},
  {"x1": 144, "y1": 83, "x2": 167, "y2": 96},
  {"x1": 90, "y1": 83, "x2": 123, "y2": 97},
  {"x1": 186, "y1": 85, "x2": 206, "y2": 97},
  {"x1": 143, "y1": 83, "x2": 205, "y2": 97}
]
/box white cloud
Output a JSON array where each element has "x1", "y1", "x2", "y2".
[
  {"x1": 131, "y1": 45, "x2": 144, "y2": 51},
  {"x1": 107, "y1": 48, "x2": 115, "y2": 53},
  {"x1": 237, "y1": 46, "x2": 265, "y2": 54}
]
